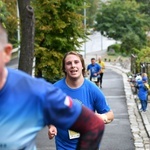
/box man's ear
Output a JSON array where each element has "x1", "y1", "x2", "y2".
[{"x1": 4, "y1": 44, "x2": 13, "y2": 63}]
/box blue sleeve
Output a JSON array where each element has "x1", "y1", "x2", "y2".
[
  {"x1": 93, "y1": 86, "x2": 110, "y2": 113},
  {"x1": 43, "y1": 84, "x2": 82, "y2": 129},
  {"x1": 87, "y1": 65, "x2": 90, "y2": 71}
]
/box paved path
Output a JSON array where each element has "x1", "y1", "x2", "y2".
[{"x1": 106, "y1": 62, "x2": 150, "y2": 150}]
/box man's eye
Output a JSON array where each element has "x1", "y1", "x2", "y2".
[
  {"x1": 75, "y1": 61, "x2": 79, "y2": 64},
  {"x1": 66, "y1": 62, "x2": 71, "y2": 65}
]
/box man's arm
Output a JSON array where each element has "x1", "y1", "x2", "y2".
[{"x1": 70, "y1": 106, "x2": 105, "y2": 150}]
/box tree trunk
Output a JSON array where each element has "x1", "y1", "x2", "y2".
[{"x1": 18, "y1": 0, "x2": 35, "y2": 75}]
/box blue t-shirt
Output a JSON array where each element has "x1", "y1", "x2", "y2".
[
  {"x1": 0, "y1": 68, "x2": 82, "y2": 150},
  {"x1": 54, "y1": 78, "x2": 110, "y2": 150},
  {"x1": 87, "y1": 63, "x2": 101, "y2": 77},
  {"x1": 136, "y1": 80, "x2": 148, "y2": 101}
]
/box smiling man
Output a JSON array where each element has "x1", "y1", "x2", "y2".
[{"x1": 48, "y1": 51, "x2": 114, "y2": 150}]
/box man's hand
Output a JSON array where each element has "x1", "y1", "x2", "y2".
[
  {"x1": 95, "y1": 113, "x2": 111, "y2": 124},
  {"x1": 48, "y1": 125, "x2": 57, "y2": 139}
]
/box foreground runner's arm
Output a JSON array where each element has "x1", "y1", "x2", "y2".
[
  {"x1": 46, "y1": 89, "x2": 104, "y2": 150},
  {"x1": 70, "y1": 106, "x2": 105, "y2": 150},
  {"x1": 48, "y1": 105, "x2": 104, "y2": 150}
]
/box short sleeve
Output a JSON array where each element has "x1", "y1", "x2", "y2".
[{"x1": 43, "y1": 84, "x2": 82, "y2": 129}]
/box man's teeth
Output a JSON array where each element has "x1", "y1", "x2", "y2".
[{"x1": 71, "y1": 70, "x2": 77, "y2": 72}]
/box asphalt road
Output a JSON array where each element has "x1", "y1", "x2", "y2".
[
  {"x1": 35, "y1": 67, "x2": 135, "y2": 150},
  {"x1": 100, "y1": 67, "x2": 134, "y2": 150}
]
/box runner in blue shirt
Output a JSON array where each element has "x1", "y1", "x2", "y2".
[
  {"x1": 48, "y1": 51, "x2": 114, "y2": 150},
  {"x1": 87, "y1": 58, "x2": 101, "y2": 87},
  {"x1": 0, "y1": 24, "x2": 105, "y2": 150}
]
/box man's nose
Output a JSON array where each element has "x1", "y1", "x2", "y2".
[{"x1": 71, "y1": 62, "x2": 75, "y2": 67}]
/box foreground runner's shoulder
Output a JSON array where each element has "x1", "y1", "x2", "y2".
[{"x1": 44, "y1": 90, "x2": 82, "y2": 129}]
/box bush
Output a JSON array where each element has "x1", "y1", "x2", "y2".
[{"x1": 107, "y1": 44, "x2": 121, "y2": 54}]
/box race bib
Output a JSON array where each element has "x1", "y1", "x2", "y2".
[
  {"x1": 91, "y1": 77, "x2": 98, "y2": 82},
  {"x1": 68, "y1": 130, "x2": 80, "y2": 139}
]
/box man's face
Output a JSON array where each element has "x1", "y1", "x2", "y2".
[
  {"x1": 64, "y1": 54, "x2": 83, "y2": 79},
  {"x1": 91, "y1": 59, "x2": 96, "y2": 65}
]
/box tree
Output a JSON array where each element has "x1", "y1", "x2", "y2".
[
  {"x1": 136, "y1": 0, "x2": 150, "y2": 32},
  {"x1": 0, "y1": 1, "x2": 7, "y2": 27},
  {"x1": 86, "y1": 0, "x2": 99, "y2": 28},
  {"x1": 135, "y1": 47, "x2": 150, "y2": 64},
  {"x1": 121, "y1": 32, "x2": 143, "y2": 54},
  {"x1": 1, "y1": 0, "x2": 18, "y2": 46},
  {"x1": 95, "y1": 0, "x2": 149, "y2": 53},
  {"x1": 18, "y1": 0, "x2": 35, "y2": 75},
  {"x1": 33, "y1": 0, "x2": 86, "y2": 82},
  {"x1": 134, "y1": 47, "x2": 150, "y2": 74}
]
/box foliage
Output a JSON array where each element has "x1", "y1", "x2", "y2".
[
  {"x1": 34, "y1": 45, "x2": 64, "y2": 83},
  {"x1": 133, "y1": 47, "x2": 150, "y2": 74},
  {"x1": 147, "y1": 37, "x2": 150, "y2": 47},
  {"x1": 95, "y1": 0, "x2": 149, "y2": 54},
  {"x1": 2, "y1": 0, "x2": 18, "y2": 47},
  {"x1": 136, "y1": 0, "x2": 150, "y2": 17},
  {"x1": 86, "y1": 0, "x2": 99, "y2": 28},
  {"x1": 0, "y1": 1, "x2": 8, "y2": 27},
  {"x1": 135, "y1": 47, "x2": 150, "y2": 64},
  {"x1": 33, "y1": 0, "x2": 86, "y2": 82},
  {"x1": 136, "y1": 1, "x2": 150, "y2": 34},
  {"x1": 107, "y1": 43, "x2": 120, "y2": 54},
  {"x1": 121, "y1": 32, "x2": 145, "y2": 54}
]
